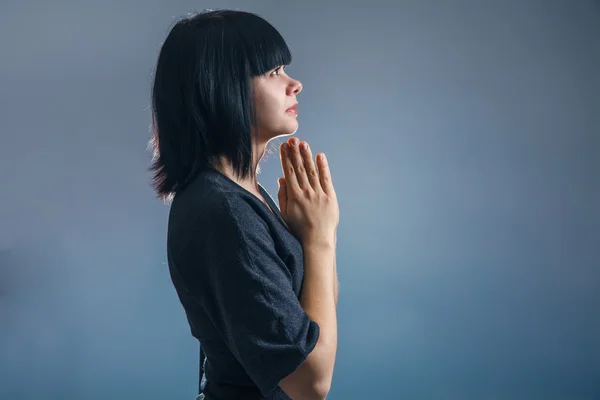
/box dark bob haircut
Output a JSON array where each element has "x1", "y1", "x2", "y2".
[{"x1": 149, "y1": 9, "x2": 292, "y2": 200}]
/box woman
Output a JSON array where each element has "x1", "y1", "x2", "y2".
[{"x1": 149, "y1": 9, "x2": 339, "y2": 400}]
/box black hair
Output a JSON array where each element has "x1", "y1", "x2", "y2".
[{"x1": 149, "y1": 9, "x2": 292, "y2": 200}]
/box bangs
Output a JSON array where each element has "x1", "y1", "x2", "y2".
[{"x1": 235, "y1": 14, "x2": 293, "y2": 76}]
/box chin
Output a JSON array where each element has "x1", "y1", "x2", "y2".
[
  {"x1": 286, "y1": 119, "x2": 299, "y2": 134},
  {"x1": 276, "y1": 122, "x2": 299, "y2": 137},
  {"x1": 263, "y1": 120, "x2": 298, "y2": 141}
]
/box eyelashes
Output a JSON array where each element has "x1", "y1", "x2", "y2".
[{"x1": 270, "y1": 65, "x2": 286, "y2": 76}]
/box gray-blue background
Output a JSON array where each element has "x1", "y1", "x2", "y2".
[{"x1": 1, "y1": 1, "x2": 599, "y2": 399}]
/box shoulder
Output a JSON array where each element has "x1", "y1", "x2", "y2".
[{"x1": 168, "y1": 170, "x2": 267, "y2": 239}]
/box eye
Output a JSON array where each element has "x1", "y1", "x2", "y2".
[{"x1": 270, "y1": 66, "x2": 285, "y2": 76}]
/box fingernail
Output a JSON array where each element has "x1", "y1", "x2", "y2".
[
  {"x1": 301, "y1": 143, "x2": 308, "y2": 150},
  {"x1": 282, "y1": 143, "x2": 288, "y2": 151}
]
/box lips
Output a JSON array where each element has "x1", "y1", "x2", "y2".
[{"x1": 286, "y1": 103, "x2": 298, "y2": 112}]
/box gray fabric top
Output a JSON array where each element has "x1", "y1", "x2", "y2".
[{"x1": 166, "y1": 166, "x2": 320, "y2": 399}]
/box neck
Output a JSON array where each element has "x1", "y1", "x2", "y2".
[{"x1": 212, "y1": 140, "x2": 267, "y2": 194}]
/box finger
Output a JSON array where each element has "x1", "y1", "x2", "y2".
[
  {"x1": 288, "y1": 139, "x2": 311, "y2": 190},
  {"x1": 279, "y1": 141, "x2": 287, "y2": 177},
  {"x1": 277, "y1": 178, "x2": 287, "y2": 215},
  {"x1": 317, "y1": 153, "x2": 334, "y2": 195},
  {"x1": 280, "y1": 142, "x2": 300, "y2": 192},
  {"x1": 300, "y1": 142, "x2": 320, "y2": 191}
]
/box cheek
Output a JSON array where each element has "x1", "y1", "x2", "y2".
[
  {"x1": 257, "y1": 97, "x2": 281, "y2": 120},
  {"x1": 252, "y1": 87, "x2": 288, "y2": 129},
  {"x1": 253, "y1": 96, "x2": 269, "y2": 122}
]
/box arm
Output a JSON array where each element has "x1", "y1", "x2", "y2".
[
  {"x1": 334, "y1": 232, "x2": 338, "y2": 307},
  {"x1": 333, "y1": 252, "x2": 338, "y2": 308},
  {"x1": 280, "y1": 240, "x2": 338, "y2": 399}
]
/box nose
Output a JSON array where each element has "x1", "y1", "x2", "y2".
[{"x1": 289, "y1": 79, "x2": 302, "y2": 95}]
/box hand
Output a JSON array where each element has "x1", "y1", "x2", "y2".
[{"x1": 277, "y1": 137, "x2": 339, "y2": 247}]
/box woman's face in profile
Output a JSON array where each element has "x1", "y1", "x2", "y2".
[{"x1": 252, "y1": 66, "x2": 303, "y2": 141}]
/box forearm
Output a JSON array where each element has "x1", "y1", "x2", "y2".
[
  {"x1": 300, "y1": 241, "x2": 337, "y2": 388},
  {"x1": 333, "y1": 233, "x2": 338, "y2": 307}
]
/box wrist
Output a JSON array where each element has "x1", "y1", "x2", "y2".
[{"x1": 303, "y1": 234, "x2": 336, "y2": 250}]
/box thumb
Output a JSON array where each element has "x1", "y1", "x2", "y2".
[{"x1": 277, "y1": 178, "x2": 287, "y2": 215}]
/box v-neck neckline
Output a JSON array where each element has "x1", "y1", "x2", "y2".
[
  {"x1": 257, "y1": 186, "x2": 290, "y2": 231},
  {"x1": 257, "y1": 185, "x2": 278, "y2": 214},
  {"x1": 204, "y1": 166, "x2": 287, "y2": 228},
  {"x1": 257, "y1": 185, "x2": 283, "y2": 220}
]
